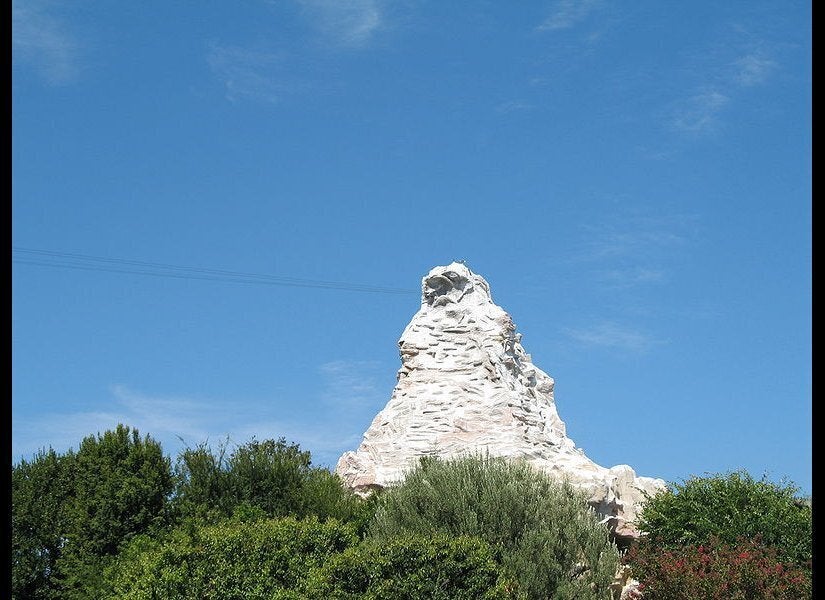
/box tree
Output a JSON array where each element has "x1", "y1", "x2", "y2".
[
  {"x1": 56, "y1": 425, "x2": 174, "y2": 599},
  {"x1": 169, "y1": 440, "x2": 234, "y2": 522},
  {"x1": 12, "y1": 448, "x2": 76, "y2": 600},
  {"x1": 368, "y1": 454, "x2": 620, "y2": 600},
  {"x1": 172, "y1": 437, "x2": 365, "y2": 526}
]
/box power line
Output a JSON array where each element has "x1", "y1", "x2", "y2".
[{"x1": 12, "y1": 247, "x2": 419, "y2": 295}]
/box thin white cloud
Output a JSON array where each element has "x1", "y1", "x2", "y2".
[
  {"x1": 670, "y1": 89, "x2": 729, "y2": 135},
  {"x1": 12, "y1": 410, "x2": 128, "y2": 460},
  {"x1": 538, "y1": 0, "x2": 601, "y2": 31},
  {"x1": 298, "y1": 0, "x2": 383, "y2": 47},
  {"x1": 12, "y1": 373, "x2": 387, "y2": 469},
  {"x1": 11, "y1": 386, "x2": 227, "y2": 461},
  {"x1": 110, "y1": 385, "x2": 218, "y2": 444},
  {"x1": 575, "y1": 216, "x2": 691, "y2": 263},
  {"x1": 566, "y1": 211, "x2": 697, "y2": 301},
  {"x1": 598, "y1": 267, "x2": 667, "y2": 287},
  {"x1": 12, "y1": 0, "x2": 79, "y2": 85},
  {"x1": 733, "y1": 53, "x2": 777, "y2": 87},
  {"x1": 563, "y1": 321, "x2": 661, "y2": 352},
  {"x1": 496, "y1": 100, "x2": 534, "y2": 114},
  {"x1": 207, "y1": 43, "x2": 293, "y2": 104},
  {"x1": 319, "y1": 359, "x2": 384, "y2": 409}
]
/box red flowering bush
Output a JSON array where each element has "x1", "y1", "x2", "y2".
[{"x1": 623, "y1": 536, "x2": 812, "y2": 600}]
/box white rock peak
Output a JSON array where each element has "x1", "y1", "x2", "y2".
[{"x1": 335, "y1": 261, "x2": 664, "y2": 538}]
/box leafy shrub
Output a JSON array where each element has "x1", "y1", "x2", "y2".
[
  {"x1": 172, "y1": 437, "x2": 365, "y2": 526},
  {"x1": 305, "y1": 534, "x2": 517, "y2": 599},
  {"x1": 302, "y1": 466, "x2": 379, "y2": 530},
  {"x1": 636, "y1": 470, "x2": 812, "y2": 565},
  {"x1": 368, "y1": 454, "x2": 619, "y2": 600},
  {"x1": 106, "y1": 516, "x2": 357, "y2": 599},
  {"x1": 624, "y1": 536, "x2": 812, "y2": 599}
]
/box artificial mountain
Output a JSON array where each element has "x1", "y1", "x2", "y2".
[{"x1": 336, "y1": 262, "x2": 664, "y2": 539}]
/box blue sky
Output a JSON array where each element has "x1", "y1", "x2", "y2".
[{"x1": 12, "y1": 1, "x2": 811, "y2": 495}]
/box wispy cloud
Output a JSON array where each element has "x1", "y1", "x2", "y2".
[
  {"x1": 319, "y1": 359, "x2": 385, "y2": 410},
  {"x1": 538, "y1": 0, "x2": 602, "y2": 31},
  {"x1": 597, "y1": 266, "x2": 667, "y2": 288},
  {"x1": 110, "y1": 385, "x2": 218, "y2": 444},
  {"x1": 670, "y1": 89, "x2": 730, "y2": 135},
  {"x1": 207, "y1": 0, "x2": 387, "y2": 104},
  {"x1": 12, "y1": 369, "x2": 388, "y2": 469},
  {"x1": 574, "y1": 213, "x2": 694, "y2": 264},
  {"x1": 298, "y1": 0, "x2": 383, "y2": 47},
  {"x1": 12, "y1": 0, "x2": 79, "y2": 85},
  {"x1": 13, "y1": 409, "x2": 132, "y2": 460},
  {"x1": 733, "y1": 53, "x2": 777, "y2": 87},
  {"x1": 551, "y1": 210, "x2": 699, "y2": 355},
  {"x1": 207, "y1": 43, "x2": 295, "y2": 104},
  {"x1": 663, "y1": 26, "x2": 780, "y2": 140},
  {"x1": 563, "y1": 321, "x2": 661, "y2": 352},
  {"x1": 565, "y1": 210, "x2": 697, "y2": 306},
  {"x1": 495, "y1": 100, "x2": 534, "y2": 114},
  {"x1": 12, "y1": 386, "x2": 231, "y2": 461}
]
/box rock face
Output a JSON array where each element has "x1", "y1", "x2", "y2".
[{"x1": 335, "y1": 262, "x2": 664, "y2": 539}]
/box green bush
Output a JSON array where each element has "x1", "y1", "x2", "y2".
[
  {"x1": 368, "y1": 454, "x2": 619, "y2": 600},
  {"x1": 172, "y1": 437, "x2": 365, "y2": 526},
  {"x1": 106, "y1": 516, "x2": 358, "y2": 599},
  {"x1": 624, "y1": 536, "x2": 812, "y2": 599},
  {"x1": 635, "y1": 471, "x2": 812, "y2": 565},
  {"x1": 301, "y1": 468, "x2": 380, "y2": 535},
  {"x1": 305, "y1": 534, "x2": 517, "y2": 599}
]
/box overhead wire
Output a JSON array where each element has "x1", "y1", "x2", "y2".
[{"x1": 12, "y1": 247, "x2": 419, "y2": 295}]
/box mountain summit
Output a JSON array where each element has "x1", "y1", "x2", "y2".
[{"x1": 336, "y1": 262, "x2": 664, "y2": 538}]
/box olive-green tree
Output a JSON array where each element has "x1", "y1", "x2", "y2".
[{"x1": 369, "y1": 454, "x2": 620, "y2": 600}]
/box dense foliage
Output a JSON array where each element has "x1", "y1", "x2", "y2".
[
  {"x1": 106, "y1": 516, "x2": 357, "y2": 599},
  {"x1": 13, "y1": 427, "x2": 813, "y2": 600},
  {"x1": 624, "y1": 536, "x2": 812, "y2": 599},
  {"x1": 12, "y1": 426, "x2": 173, "y2": 600},
  {"x1": 369, "y1": 454, "x2": 620, "y2": 600},
  {"x1": 305, "y1": 534, "x2": 517, "y2": 599},
  {"x1": 171, "y1": 437, "x2": 365, "y2": 526},
  {"x1": 635, "y1": 470, "x2": 812, "y2": 564},
  {"x1": 12, "y1": 448, "x2": 75, "y2": 599}
]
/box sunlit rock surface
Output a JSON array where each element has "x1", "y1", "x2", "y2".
[{"x1": 336, "y1": 262, "x2": 664, "y2": 538}]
